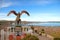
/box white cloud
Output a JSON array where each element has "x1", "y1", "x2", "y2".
[
  {"x1": 23, "y1": 13, "x2": 60, "y2": 21},
  {"x1": 0, "y1": 13, "x2": 7, "y2": 16},
  {"x1": 36, "y1": 0, "x2": 51, "y2": 5},
  {"x1": 0, "y1": 2, "x2": 12, "y2": 8},
  {"x1": 29, "y1": 0, "x2": 58, "y2": 6},
  {"x1": 0, "y1": 13, "x2": 60, "y2": 21},
  {"x1": 0, "y1": 0, "x2": 58, "y2": 8},
  {"x1": 0, "y1": 12, "x2": 16, "y2": 21}
]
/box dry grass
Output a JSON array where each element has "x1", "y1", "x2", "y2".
[{"x1": 33, "y1": 26, "x2": 60, "y2": 38}]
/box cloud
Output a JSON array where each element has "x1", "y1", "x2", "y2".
[
  {"x1": 28, "y1": 0, "x2": 59, "y2": 6},
  {"x1": 0, "y1": 12, "x2": 16, "y2": 20},
  {"x1": 0, "y1": 2, "x2": 12, "y2": 8},
  {"x1": 0, "y1": 0, "x2": 59, "y2": 8},
  {"x1": 0, "y1": 12, "x2": 60, "y2": 21},
  {"x1": 36, "y1": 0, "x2": 51, "y2": 5},
  {"x1": 25, "y1": 13, "x2": 60, "y2": 21},
  {"x1": 0, "y1": 13, "x2": 7, "y2": 16}
]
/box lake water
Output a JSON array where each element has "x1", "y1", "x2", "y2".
[
  {"x1": 25, "y1": 22, "x2": 60, "y2": 26},
  {"x1": 11, "y1": 22, "x2": 60, "y2": 27}
]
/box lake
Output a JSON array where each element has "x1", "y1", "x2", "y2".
[
  {"x1": 11, "y1": 22, "x2": 60, "y2": 27},
  {"x1": 25, "y1": 22, "x2": 60, "y2": 26}
]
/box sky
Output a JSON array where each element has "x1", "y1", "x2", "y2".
[{"x1": 0, "y1": 0, "x2": 60, "y2": 21}]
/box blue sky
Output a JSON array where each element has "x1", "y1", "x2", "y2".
[{"x1": 0, "y1": 0, "x2": 60, "y2": 21}]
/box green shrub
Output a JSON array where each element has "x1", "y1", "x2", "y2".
[
  {"x1": 54, "y1": 38, "x2": 60, "y2": 40},
  {"x1": 22, "y1": 34, "x2": 39, "y2": 40}
]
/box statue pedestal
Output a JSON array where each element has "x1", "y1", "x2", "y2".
[
  {"x1": 15, "y1": 25, "x2": 22, "y2": 32},
  {"x1": 15, "y1": 25, "x2": 22, "y2": 36},
  {"x1": 15, "y1": 26, "x2": 22, "y2": 32}
]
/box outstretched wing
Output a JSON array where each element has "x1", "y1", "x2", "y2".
[
  {"x1": 7, "y1": 10, "x2": 17, "y2": 16},
  {"x1": 21, "y1": 10, "x2": 30, "y2": 16}
]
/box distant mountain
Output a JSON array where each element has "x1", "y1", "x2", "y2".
[
  {"x1": 0, "y1": 20, "x2": 60, "y2": 23},
  {"x1": 46, "y1": 21, "x2": 60, "y2": 23}
]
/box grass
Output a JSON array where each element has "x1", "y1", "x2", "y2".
[
  {"x1": 34, "y1": 26, "x2": 60, "y2": 38},
  {"x1": 50, "y1": 32, "x2": 60, "y2": 38}
]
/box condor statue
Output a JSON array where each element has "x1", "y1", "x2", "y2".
[{"x1": 7, "y1": 10, "x2": 30, "y2": 26}]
